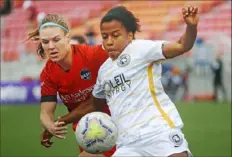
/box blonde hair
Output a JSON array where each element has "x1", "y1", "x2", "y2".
[{"x1": 27, "y1": 14, "x2": 70, "y2": 59}]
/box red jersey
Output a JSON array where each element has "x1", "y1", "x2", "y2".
[{"x1": 40, "y1": 44, "x2": 109, "y2": 129}]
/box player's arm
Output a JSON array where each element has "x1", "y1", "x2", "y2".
[
  {"x1": 59, "y1": 95, "x2": 106, "y2": 124},
  {"x1": 40, "y1": 69, "x2": 67, "y2": 148},
  {"x1": 40, "y1": 98, "x2": 67, "y2": 137},
  {"x1": 162, "y1": 6, "x2": 199, "y2": 59},
  {"x1": 40, "y1": 101, "x2": 56, "y2": 131},
  {"x1": 40, "y1": 100, "x2": 68, "y2": 148},
  {"x1": 79, "y1": 44, "x2": 108, "y2": 67}
]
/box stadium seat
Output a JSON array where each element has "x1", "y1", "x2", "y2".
[{"x1": 1, "y1": 0, "x2": 230, "y2": 63}]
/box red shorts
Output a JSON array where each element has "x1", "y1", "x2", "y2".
[{"x1": 73, "y1": 122, "x2": 116, "y2": 157}]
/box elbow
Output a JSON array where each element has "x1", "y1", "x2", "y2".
[
  {"x1": 181, "y1": 44, "x2": 194, "y2": 55},
  {"x1": 180, "y1": 48, "x2": 191, "y2": 56},
  {"x1": 185, "y1": 44, "x2": 194, "y2": 52},
  {"x1": 165, "y1": 55, "x2": 175, "y2": 59},
  {"x1": 164, "y1": 49, "x2": 186, "y2": 59}
]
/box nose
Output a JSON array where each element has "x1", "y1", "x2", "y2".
[
  {"x1": 48, "y1": 41, "x2": 55, "y2": 49},
  {"x1": 106, "y1": 36, "x2": 114, "y2": 46}
]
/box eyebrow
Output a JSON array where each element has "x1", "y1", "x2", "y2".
[
  {"x1": 41, "y1": 35, "x2": 60, "y2": 41},
  {"x1": 112, "y1": 30, "x2": 120, "y2": 33},
  {"x1": 102, "y1": 30, "x2": 120, "y2": 34}
]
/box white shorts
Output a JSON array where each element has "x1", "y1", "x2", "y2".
[{"x1": 113, "y1": 128, "x2": 192, "y2": 157}]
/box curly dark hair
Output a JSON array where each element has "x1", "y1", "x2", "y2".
[{"x1": 100, "y1": 6, "x2": 141, "y2": 39}]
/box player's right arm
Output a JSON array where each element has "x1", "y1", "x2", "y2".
[
  {"x1": 58, "y1": 94, "x2": 107, "y2": 125},
  {"x1": 40, "y1": 66, "x2": 67, "y2": 141},
  {"x1": 40, "y1": 101, "x2": 56, "y2": 131},
  {"x1": 40, "y1": 102, "x2": 67, "y2": 138}
]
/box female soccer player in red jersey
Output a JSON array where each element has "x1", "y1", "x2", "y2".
[{"x1": 27, "y1": 14, "x2": 115, "y2": 157}]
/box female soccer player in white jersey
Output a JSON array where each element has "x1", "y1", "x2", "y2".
[{"x1": 91, "y1": 6, "x2": 199, "y2": 157}]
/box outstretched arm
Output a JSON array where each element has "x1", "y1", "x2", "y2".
[
  {"x1": 162, "y1": 6, "x2": 199, "y2": 59},
  {"x1": 41, "y1": 95, "x2": 107, "y2": 148},
  {"x1": 59, "y1": 95, "x2": 107, "y2": 124},
  {"x1": 40, "y1": 101, "x2": 68, "y2": 148},
  {"x1": 40, "y1": 101, "x2": 67, "y2": 139}
]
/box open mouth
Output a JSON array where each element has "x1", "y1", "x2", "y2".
[
  {"x1": 50, "y1": 52, "x2": 58, "y2": 55},
  {"x1": 50, "y1": 52, "x2": 59, "y2": 60}
]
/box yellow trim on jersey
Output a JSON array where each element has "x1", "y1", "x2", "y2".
[{"x1": 147, "y1": 61, "x2": 175, "y2": 128}]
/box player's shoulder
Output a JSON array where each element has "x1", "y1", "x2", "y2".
[
  {"x1": 73, "y1": 44, "x2": 87, "y2": 51},
  {"x1": 101, "y1": 57, "x2": 112, "y2": 67},
  {"x1": 73, "y1": 44, "x2": 102, "y2": 53},
  {"x1": 128, "y1": 39, "x2": 154, "y2": 51},
  {"x1": 130, "y1": 39, "x2": 167, "y2": 52},
  {"x1": 73, "y1": 44, "x2": 105, "y2": 61},
  {"x1": 132, "y1": 39, "x2": 165, "y2": 46}
]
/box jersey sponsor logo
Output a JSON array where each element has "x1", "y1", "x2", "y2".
[
  {"x1": 117, "y1": 54, "x2": 131, "y2": 67},
  {"x1": 103, "y1": 73, "x2": 131, "y2": 98},
  {"x1": 80, "y1": 68, "x2": 91, "y2": 80},
  {"x1": 59, "y1": 85, "x2": 94, "y2": 103},
  {"x1": 169, "y1": 132, "x2": 183, "y2": 147}
]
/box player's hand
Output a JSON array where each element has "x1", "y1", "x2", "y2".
[
  {"x1": 48, "y1": 117, "x2": 68, "y2": 139},
  {"x1": 40, "y1": 129, "x2": 53, "y2": 148},
  {"x1": 182, "y1": 6, "x2": 199, "y2": 26}
]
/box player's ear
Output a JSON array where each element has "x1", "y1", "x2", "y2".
[
  {"x1": 66, "y1": 32, "x2": 71, "y2": 39},
  {"x1": 128, "y1": 32, "x2": 133, "y2": 42}
]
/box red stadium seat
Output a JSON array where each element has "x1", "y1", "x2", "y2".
[{"x1": 1, "y1": 0, "x2": 230, "y2": 62}]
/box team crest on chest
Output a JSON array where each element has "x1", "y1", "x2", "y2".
[
  {"x1": 80, "y1": 68, "x2": 91, "y2": 80},
  {"x1": 117, "y1": 54, "x2": 131, "y2": 67}
]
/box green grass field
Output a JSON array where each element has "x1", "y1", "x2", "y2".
[{"x1": 0, "y1": 102, "x2": 231, "y2": 157}]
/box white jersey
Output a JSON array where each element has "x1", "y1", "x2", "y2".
[{"x1": 92, "y1": 39, "x2": 183, "y2": 147}]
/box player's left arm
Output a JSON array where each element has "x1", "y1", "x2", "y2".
[
  {"x1": 162, "y1": 6, "x2": 199, "y2": 59},
  {"x1": 58, "y1": 95, "x2": 106, "y2": 124},
  {"x1": 41, "y1": 95, "x2": 106, "y2": 142}
]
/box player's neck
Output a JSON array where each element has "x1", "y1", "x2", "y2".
[{"x1": 57, "y1": 46, "x2": 73, "y2": 72}]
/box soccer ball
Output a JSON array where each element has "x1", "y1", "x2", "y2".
[{"x1": 75, "y1": 112, "x2": 118, "y2": 154}]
